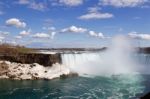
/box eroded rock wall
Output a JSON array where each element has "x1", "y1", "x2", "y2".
[{"x1": 0, "y1": 53, "x2": 61, "y2": 66}]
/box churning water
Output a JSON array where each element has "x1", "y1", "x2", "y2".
[{"x1": 0, "y1": 74, "x2": 150, "y2": 99}]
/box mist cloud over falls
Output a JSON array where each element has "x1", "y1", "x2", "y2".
[{"x1": 61, "y1": 35, "x2": 142, "y2": 76}]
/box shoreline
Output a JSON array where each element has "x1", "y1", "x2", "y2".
[{"x1": 0, "y1": 60, "x2": 75, "y2": 80}]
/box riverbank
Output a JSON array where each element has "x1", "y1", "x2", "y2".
[{"x1": 0, "y1": 61, "x2": 70, "y2": 80}]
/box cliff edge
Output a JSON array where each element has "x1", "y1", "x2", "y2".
[{"x1": 0, "y1": 53, "x2": 62, "y2": 66}]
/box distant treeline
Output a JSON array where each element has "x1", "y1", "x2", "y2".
[
  {"x1": 33, "y1": 47, "x2": 150, "y2": 54},
  {"x1": 33, "y1": 47, "x2": 107, "y2": 52}
]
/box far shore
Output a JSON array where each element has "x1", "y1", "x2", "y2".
[{"x1": 33, "y1": 47, "x2": 150, "y2": 54}]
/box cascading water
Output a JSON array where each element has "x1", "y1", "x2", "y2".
[
  {"x1": 135, "y1": 53, "x2": 150, "y2": 74},
  {"x1": 61, "y1": 35, "x2": 143, "y2": 76},
  {"x1": 61, "y1": 52, "x2": 106, "y2": 75}
]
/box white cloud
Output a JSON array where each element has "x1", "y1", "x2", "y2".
[
  {"x1": 87, "y1": 6, "x2": 101, "y2": 13},
  {"x1": 128, "y1": 32, "x2": 150, "y2": 40},
  {"x1": 78, "y1": 7, "x2": 113, "y2": 20},
  {"x1": 0, "y1": 31, "x2": 9, "y2": 35},
  {"x1": 0, "y1": 36, "x2": 5, "y2": 40},
  {"x1": 99, "y1": 0, "x2": 148, "y2": 7},
  {"x1": 6, "y1": 18, "x2": 26, "y2": 28},
  {"x1": 0, "y1": 36, "x2": 5, "y2": 43},
  {"x1": 89, "y1": 31, "x2": 98, "y2": 37},
  {"x1": 15, "y1": 36, "x2": 22, "y2": 39},
  {"x1": 61, "y1": 25, "x2": 87, "y2": 33},
  {"x1": 59, "y1": 0, "x2": 83, "y2": 6},
  {"x1": 19, "y1": 30, "x2": 30, "y2": 36},
  {"x1": 50, "y1": 32, "x2": 56, "y2": 39},
  {"x1": 29, "y1": 2, "x2": 47, "y2": 11},
  {"x1": 17, "y1": 0, "x2": 47, "y2": 11},
  {"x1": 79, "y1": 12, "x2": 113, "y2": 20},
  {"x1": 32, "y1": 33, "x2": 50, "y2": 38},
  {"x1": 89, "y1": 31, "x2": 105, "y2": 38},
  {"x1": 0, "y1": 31, "x2": 9, "y2": 43}
]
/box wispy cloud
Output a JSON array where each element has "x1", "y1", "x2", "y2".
[
  {"x1": 17, "y1": 0, "x2": 47, "y2": 11},
  {"x1": 99, "y1": 0, "x2": 148, "y2": 7},
  {"x1": 133, "y1": 16, "x2": 141, "y2": 19},
  {"x1": 59, "y1": 0, "x2": 83, "y2": 6},
  {"x1": 19, "y1": 29, "x2": 31, "y2": 36},
  {"x1": 0, "y1": 31, "x2": 9, "y2": 35},
  {"x1": 15, "y1": 35, "x2": 22, "y2": 39},
  {"x1": 0, "y1": 11, "x2": 4, "y2": 15},
  {"x1": 0, "y1": 36, "x2": 5, "y2": 43},
  {"x1": 78, "y1": 7, "x2": 114, "y2": 20},
  {"x1": 17, "y1": 0, "x2": 29, "y2": 5},
  {"x1": 29, "y1": 2, "x2": 47, "y2": 11},
  {"x1": 32, "y1": 33, "x2": 50, "y2": 38},
  {"x1": 128, "y1": 31, "x2": 150, "y2": 40},
  {"x1": 88, "y1": 30, "x2": 110, "y2": 39},
  {"x1": 61, "y1": 25, "x2": 87, "y2": 33}
]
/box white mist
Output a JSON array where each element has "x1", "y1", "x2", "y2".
[{"x1": 61, "y1": 35, "x2": 138, "y2": 76}]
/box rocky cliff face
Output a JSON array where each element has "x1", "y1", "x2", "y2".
[
  {"x1": 0, "y1": 53, "x2": 61, "y2": 66},
  {"x1": 139, "y1": 47, "x2": 150, "y2": 54}
]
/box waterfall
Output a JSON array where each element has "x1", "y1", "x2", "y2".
[
  {"x1": 61, "y1": 52, "x2": 150, "y2": 76},
  {"x1": 61, "y1": 52, "x2": 134, "y2": 76},
  {"x1": 135, "y1": 54, "x2": 150, "y2": 73},
  {"x1": 60, "y1": 35, "x2": 150, "y2": 76},
  {"x1": 61, "y1": 52, "x2": 104, "y2": 75},
  {"x1": 61, "y1": 52, "x2": 101, "y2": 68}
]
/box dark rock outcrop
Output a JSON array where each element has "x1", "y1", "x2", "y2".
[
  {"x1": 60, "y1": 72, "x2": 78, "y2": 79},
  {"x1": 138, "y1": 47, "x2": 150, "y2": 54},
  {"x1": 0, "y1": 53, "x2": 61, "y2": 66},
  {"x1": 0, "y1": 61, "x2": 9, "y2": 76},
  {"x1": 141, "y1": 92, "x2": 150, "y2": 99}
]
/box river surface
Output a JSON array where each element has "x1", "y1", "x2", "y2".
[
  {"x1": 0, "y1": 53, "x2": 149, "y2": 99},
  {"x1": 0, "y1": 74, "x2": 150, "y2": 99}
]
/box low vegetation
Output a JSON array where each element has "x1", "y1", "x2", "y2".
[{"x1": 0, "y1": 43, "x2": 34, "y2": 55}]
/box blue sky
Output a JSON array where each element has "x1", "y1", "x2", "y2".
[{"x1": 0, "y1": 0, "x2": 150, "y2": 48}]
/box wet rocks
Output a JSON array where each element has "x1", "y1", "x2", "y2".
[
  {"x1": 60, "y1": 72, "x2": 78, "y2": 79},
  {"x1": 0, "y1": 61, "x2": 70, "y2": 80},
  {"x1": 0, "y1": 61, "x2": 9, "y2": 76},
  {"x1": 141, "y1": 92, "x2": 150, "y2": 99}
]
